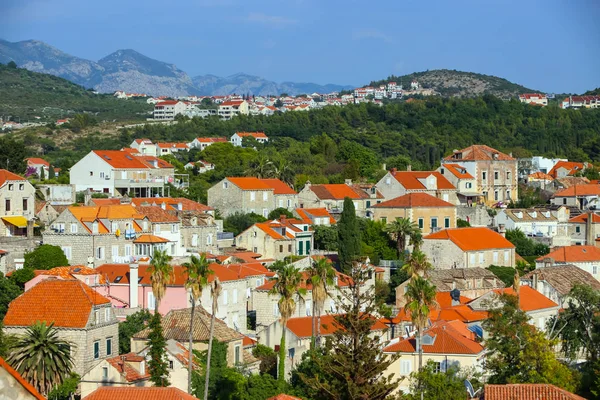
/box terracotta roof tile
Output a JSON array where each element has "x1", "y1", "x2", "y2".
[
  {"x1": 106, "y1": 353, "x2": 149, "y2": 382},
  {"x1": 548, "y1": 161, "x2": 587, "y2": 179},
  {"x1": 522, "y1": 265, "x2": 600, "y2": 296},
  {"x1": 286, "y1": 314, "x2": 387, "y2": 338},
  {"x1": 131, "y1": 197, "x2": 212, "y2": 212},
  {"x1": 133, "y1": 234, "x2": 170, "y2": 243},
  {"x1": 260, "y1": 178, "x2": 297, "y2": 195},
  {"x1": 4, "y1": 279, "x2": 110, "y2": 328},
  {"x1": 372, "y1": 193, "x2": 455, "y2": 208},
  {"x1": 444, "y1": 145, "x2": 515, "y2": 161},
  {"x1": 93, "y1": 150, "x2": 150, "y2": 169},
  {"x1": 267, "y1": 395, "x2": 303, "y2": 400},
  {"x1": 441, "y1": 163, "x2": 474, "y2": 179},
  {"x1": 528, "y1": 171, "x2": 554, "y2": 180},
  {"x1": 483, "y1": 384, "x2": 586, "y2": 400},
  {"x1": 424, "y1": 227, "x2": 514, "y2": 251},
  {"x1": 295, "y1": 208, "x2": 336, "y2": 224},
  {"x1": 537, "y1": 245, "x2": 600, "y2": 263},
  {"x1": 490, "y1": 286, "x2": 558, "y2": 311},
  {"x1": 34, "y1": 265, "x2": 107, "y2": 284},
  {"x1": 235, "y1": 131, "x2": 267, "y2": 138},
  {"x1": 0, "y1": 169, "x2": 26, "y2": 186},
  {"x1": 307, "y1": 184, "x2": 368, "y2": 200},
  {"x1": 390, "y1": 171, "x2": 455, "y2": 190},
  {"x1": 568, "y1": 213, "x2": 600, "y2": 223},
  {"x1": 227, "y1": 177, "x2": 272, "y2": 190},
  {"x1": 553, "y1": 184, "x2": 600, "y2": 197},
  {"x1": 26, "y1": 157, "x2": 50, "y2": 167},
  {"x1": 135, "y1": 206, "x2": 180, "y2": 223},
  {"x1": 83, "y1": 387, "x2": 199, "y2": 400}
]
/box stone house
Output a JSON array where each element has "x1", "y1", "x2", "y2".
[
  {"x1": 371, "y1": 193, "x2": 457, "y2": 235},
  {"x1": 0, "y1": 170, "x2": 36, "y2": 237},
  {"x1": 188, "y1": 137, "x2": 228, "y2": 150},
  {"x1": 535, "y1": 245, "x2": 600, "y2": 282},
  {"x1": 375, "y1": 169, "x2": 458, "y2": 205},
  {"x1": 441, "y1": 145, "x2": 518, "y2": 205},
  {"x1": 178, "y1": 211, "x2": 219, "y2": 255},
  {"x1": 548, "y1": 161, "x2": 590, "y2": 179},
  {"x1": 80, "y1": 352, "x2": 150, "y2": 398},
  {"x1": 25, "y1": 265, "x2": 106, "y2": 291},
  {"x1": 567, "y1": 212, "x2": 600, "y2": 245},
  {"x1": 297, "y1": 181, "x2": 383, "y2": 218},
  {"x1": 235, "y1": 217, "x2": 314, "y2": 260},
  {"x1": 495, "y1": 207, "x2": 571, "y2": 246},
  {"x1": 3, "y1": 279, "x2": 119, "y2": 376},
  {"x1": 208, "y1": 177, "x2": 297, "y2": 217},
  {"x1": 0, "y1": 357, "x2": 45, "y2": 400},
  {"x1": 422, "y1": 227, "x2": 516, "y2": 269},
  {"x1": 550, "y1": 184, "x2": 600, "y2": 209},
  {"x1": 437, "y1": 163, "x2": 480, "y2": 206},
  {"x1": 294, "y1": 208, "x2": 336, "y2": 226}
]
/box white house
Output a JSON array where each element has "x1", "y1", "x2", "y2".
[
  {"x1": 153, "y1": 101, "x2": 187, "y2": 120},
  {"x1": 130, "y1": 139, "x2": 157, "y2": 156},
  {"x1": 230, "y1": 132, "x2": 269, "y2": 147},
  {"x1": 536, "y1": 245, "x2": 600, "y2": 282}
]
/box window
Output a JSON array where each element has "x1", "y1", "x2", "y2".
[
  {"x1": 287, "y1": 199, "x2": 291, "y2": 208},
  {"x1": 192, "y1": 234, "x2": 198, "y2": 247},
  {"x1": 430, "y1": 217, "x2": 438, "y2": 229},
  {"x1": 593, "y1": 266, "x2": 598, "y2": 275},
  {"x1": 96, "y1": 247, "x2": 105, "y2": 260},
  {"x1": 22, "y1": 198, "x2": 28, "y2": 211},
  {"x1": 105, "y1": 308, "x2": 111, "y2": 321},
  {"x1": 5, "y1": 199, "x2": 10, "y2": 211},
  {"x1": 263, "y1": 191, "x2": 268, "y2": 201},
  {"x1": 466, "y1": 182, "x2": 472, "y2": 189},
  {"x1": 306, "y1": 300, "x2": 312, "y2": 316},
  {"x1": 90, "y1": 171, "x2": 93, "y2": 177},
  {"x1": 106, "y1": 337, "x2": 112, "y2": 356},
  {"x1": 19, "y1": 183, "x2": 24, "y2": 191},
  {"x1": 111, "y1": 245, "x2": 118, "y2": 260},
  {"x1": 385, "y1": 177, "x2": 391, "y2": 185},
  {"x1": 432, "y1": 362, "x2": 442, "y2": 373},
  {"x1": 233, "y1": 289, "x2": 238, "y2": 304},
  {"x1": 207, "y1": 234, "x2": 213, "y2": 245},
  {"x1": 279, "y1": 199, "x2": 284, "y2": 207},
  {"x1": 100, "y1": 172, "x2": 105, "y2": 179},
  {"x1": 169, "y1": 360, "x2": 174, "y2": 369},
  {"x1": 288, "y1": 244, "x2": 292, "y2": 252},
  {"x1": 493, "y1": 251, "x2": 498, "y2": 263},
  {"x1": 381, "y1": 217, "x2": 387, "y2": 224},
  {"x1": 482, "y1": 171, "x2": 487, "y2": 180},
  {"x1": 223, "y1": 290, "x2": 228, "y2": 305},
  {"x1": 444, "y1": 217, "x2": 450, "y2": 228},
  {"x1": 250, "y1": 191, "x2": 256, "y2": 201},
  {"x1": 62, "y1": 246, "x2": 72, "y2": 260},
  {"x1": 111, "y1": 222, "x2": 118, "y2": 233},
  {"x1": 280, "y1": 245, "x2": 284, "y2": 253},
  {"x1": 70, "y1": 223, "x2": 78, "y2": 233},
  {"x1": 256, "y1": 278, "x2": 262, "y2": 287},
  {"x1": 273, "y1": 303, "x2": 279, "y2": 316},
  {"x1": 154, "y1": 224, "x2": 161, "y2": 234},
  {"x1": 478, "y1": 252, "x2": 484, "y2": 263},
  {"x1": 563, "y1": 198, "x2": 567, "y2": 205},
  {"x1": 494, "y1": 191, "x2": 499, "y2": 201},
  {"x1": 418, "y1": 218, "x2": 424, "y2": 229},
  {"x1": 494, "y1": 171, "x2": 499, "y2": 180},
  {"x1": 8, "y1": 184, "x2": 13, "y2": 191},
  {"x1": 299, "y1": 240, "x2": 304, "y2": 256},
  {"x1": 223, "y1": 181, "x2": 228, "y2": 189},
  {"x1": 92, "y1": 222, "x2": 99, "y2": 234},
  {"x1": 366, "y1": 200, "x2": 371, "y2": 208},
  {"x1": 506, "y1": 171, "x2": 511, "y2": 180},
  {"x1": 102, "y1": 366, "x2": 108, "y2": 380},
  {"x1": 470, "y1": 253, "x2": 475, "y2": 265},
  {"x1": 171, "y1": 224, "x2": 178, "y2": 233},
  {"x1": 124, "y1": 245, "x2": 132, "y2": 256},
  {"x1": 148, "y1": 292, "x2": 156, "y2": 310},
  {"x1": 93, "y1": 341, "x2": 100, "y2": 359},
  {"x1": 234, "y1": 345, "x2": 241, "y2": 364},
  {"x1": 576, "y1": 226, "x2": 581, "y2": 233},
  {"x1": 400, "y1": 360, "x2": 412, "y2": 375},
  {"x1": 262, "y1": 209, "x2": 268, "y2": 218},
  {"x1": 94, "y1": 309, "x2": 100, "y2": 324}
]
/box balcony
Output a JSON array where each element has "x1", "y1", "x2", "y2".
[{"x1": 115, "y1": 178, "x2": 165, "y2": 187}]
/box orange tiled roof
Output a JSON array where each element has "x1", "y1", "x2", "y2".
[
  {"x1": 156, "y1": 142, "x2": 189, "y2": 149},
  {"x1": 307, "y1": 184, "x2": 368, "y2": 200},
  {"x1": 83, "y1": 387, "x2": 200, "y2": 400},
  {"x1": 243, "y1": 335, "x2": 257, "y2": 347},
  {"x1": 136, "y1": 206, "x2": 180, "y2": 223},
  {"x1": 548, "y1": 161, "x2": 587, "y2": 179},
  {"x1": 0, "y1": 169, "x2": 26, "y2": 186},
  {"x1": 224, "y1": 263, "x2": 275, "y2": 279},
  {"x1": 444, "y1": 145, "x2": 515, "y2": 161},
  {"x1": 227, "y1": 177, "x2": 272, "y2": 190},
  {"x1": 441, "y1": 163, "x2": 474, "y2": 179},
  {"x1": 260, "y1": 178, "x2": 297, "y2": 195},
  {"x1": 425, "y1": 227, "x2": 514, "y2": 251},
  {"x1": 0, "y1": 357, "x2": 45, "y2": 400},
  {"x1": 106, "y1": 353, "x2": 149, "y2": 382},
  {"x1": 131, "y1": 197, "x2": 212, "y2": 212},
  {"x1": 553, "y1": 184, "x2": 600, "y2": 197},
  {"x1": 383, "y1": 320, "x2": 483, "y2": 355},
  {"x1": 537, "y1": 245, "x2": 600, "y2": 263},
  {"x1": 286, "y1": 314, "x2": 387, "y2": 338},
  {"x1": 372, "y1": 193, "x2": 455, "y2": 208},
  {"x1": 568, "y1": 213, "x2": 600, "y2": 223},
  {"x1": 136, "y1": 156, "x2": 174, "y2": 169},
  {"x1": 94, "y1": 150, "x2": 149, "y2": 169},
  {"x1": 235, "y1": 131, "x2": 267, "y2": 138},
  {"x1": 133, "y1": 234, "x2": 170, "y2": 244},
  {"x1": 4, "y1": 279, "x2": 110, "y2": 328},
  {"x1": 34, "y1": 265, "x2": 107, "y2": 284},
  {"x1": 483, "y1": 384, "x2": 586, "y2": 400},
  {"x1": 267, "y1": 395, "x2": 302, "y2": 400},
  {"x1": 26, "y1": 157, "x2": 50, "y2": 167},
  {"x1": 390, "y1": 171, "x2": 455, "y2": 190},
  {"x1": 489, "y1": 286, "x2": 558, "y2": 311},
  {"x1": 295, "y1": 208, "x2": 336, "y2": 224},
  {"x1": 528, "y1": 171, "x2": 554, "y2": 181}
]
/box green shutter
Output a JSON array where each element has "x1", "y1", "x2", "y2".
[
  {"x1": 299, "y1": 240, "x2": 304, "y2": 255},
  {"x1": 306, "y1": 240, "x2": 310, "y2": 254}
]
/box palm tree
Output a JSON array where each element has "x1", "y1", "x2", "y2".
[
  {"x1": 272, "y1": 156, "x2": 295, "y2": 186},
  {"x1": 385, "y1": 217, "x2": 417, "y2": 259},
  {"x1": 404, "y1": 276, "x2": 438, "y2": 370},
  {"x1": 402, "y1": 249, "x2": 433, "y2": 279},
  {"x1": 410, "y1": 230, "x2": 423, "y2": 251},
  {"x1": 7, "y1": 322, "x2": 73, "y2": 396},
  {"x1": 306, "y1": 257, "x2": 336, "y2": 348},
  {"x1": 203, "y1": 277, "x2": 222, "y2": 400},
  {"x1": 183, "y1": 254, "x2": 212, "y2": 394},
  {"x1": 247, "y1": 153, "x2": 273, "y2": 178},
  {"x1": 269, "y1": 263, "x2": 306, "y2": 381},
  {"x1": 148, "y1": 249, "x2": 173, "y2": 314}
]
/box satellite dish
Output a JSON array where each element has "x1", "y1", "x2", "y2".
[{"x1": 464, "y1": 379, "x2": 481, "y2": 398}]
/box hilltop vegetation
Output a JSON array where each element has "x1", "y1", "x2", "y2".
[
  {"x1": 369, "y1": 69, "x2": 537, "y2": 98},
  {"x1": 0, "y1": 63, "x2": 152, "y2": 122}
]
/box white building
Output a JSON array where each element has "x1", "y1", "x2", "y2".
[
  {"x1": 153, "y1": 101, "x2": 186, "y2": 120},
  {"x1": 230, "y1": 132, "x2": 269, "y2": 147}
]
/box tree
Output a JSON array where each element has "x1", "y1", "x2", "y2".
[
  {"x1": 183, "y1": 254, "x2": 212, "y2": 394},
  {"x1": 505, "y1": 229, "x2": 549, "y2": 257},
  {"x1": 47, "y1": 373, "x2": 80, "y2": 400},
  {"x1": 48, "y1": 165, "x2": 56, "y2": 180},
  {"x1": 269, "y1": 262, "x2": 306, "y2": 381},
  {"x1": 385, "y1": 217, "x2": 417, "y2": 258},
  {"x1": 0, "y1": 137, "x2": 27, "y2": 173},
  {"x1": 0, "y1": 272, "x2": 22, "y2": 320},
  {"x1": 483, "y1": 293, "x2": 577, "y2": 391},
  {"x1": 204, "y1": 277, "x2": 222, "y2": 400},
  {"x1": 404, "y1": 276, "x2": 437, "y2": 370},
  {"x1": 306, "y1": 258, "x2": 336, "y2": 347},
  {"x1": 6, "y1": 322, "x2": 74, "y2": 396},
  {"x1": 247, "y1": 153, "x2": 273, "y2": 178},
  {"x1": 148, "y1": 249, "x2": 173, "y2": 314},
  {"x1": 40, "y1": 167, "x2": 46, "y2": 180},
  {"x1": 337, "y1": 197, "x2": 361, "y2": 273},
  {"x1": 118, "y1": 309, "x2": 152, "y2": 353},
  {"x1": 268, "y1": 208, "x2": 294, "y2": 220},
  {"x1": 223, "y1": 212, "x2": 267, "y2": 236},
  {"x1": 402, "y1": 249, "x2": 433, "y2": 279},
  {"x1": 313, "y1": 225, "x2": 338, "y2": 251},
  {"x1": 24, "y1": 244, "x2": 69, "y2": 270},
  {"x1": 298, "y1": 262, "x2": 401, "y2": 399},
  {"x1": 7, "y1": 61, "x2": 17, "y2": 69},
  {"x1": 252, "y1": 343, "x2": 278, "y2": 377},
  {"x1": 404, "y1": 360, "x2": 481, "y2": 400}
]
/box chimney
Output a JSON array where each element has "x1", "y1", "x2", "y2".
[
  {"x1": 84, "y1": 189, "x2": 92, "y2": 205},
  {"x1": 407, "y1": 164, "x2": 412, "y2": 172},
  {"x1": 87, "y1": 256, "x2": 94, "y2": 269},
  {"x1": 129, "y1": 263, "x2": 139, "y2": 308},
  {"x1": 344, "y1": 179, "x2": 352, "y2": 185},
  {"x1": 280, "y1": 215, "x2": 286, "y2": 223},
  {"x1": 586, "y1": 212, "x2": 594, "y2": 245},
  {"x1": 532, "y1": 271, "x2": 539, "y2": 291},
  {"x1": 390, "y1": 168, "x2": 397, "y2": 175}
]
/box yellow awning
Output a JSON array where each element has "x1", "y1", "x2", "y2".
[{"x1": 1, "y1": 216, "x2": 39, "y2": 228}]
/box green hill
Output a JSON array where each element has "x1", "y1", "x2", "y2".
[
  {"x1": 0, "y1": 63, "x2": 152, "y2": 122},
  {"x1": 369, "y1": 69, "x2": 537, "y2": 98}
]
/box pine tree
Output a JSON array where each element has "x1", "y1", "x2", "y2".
[
  {"x1": 337, "y1": 197, "x2": 361, "y2": 273},
  {"x1": 148, "y1": 313, "x2": 170, "y2": 386},
  {"x1": 48, "y1": 166, "x2": 55, "y2": 179},
  {"x1": 39, "y1": 167, "x2": 45, "y2": 181},
  {"x1": 299, "y1": 262, "x2": 401, "y2": 399}
]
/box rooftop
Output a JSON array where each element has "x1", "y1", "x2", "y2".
[
  {"x1": 424, "y1": 227, "x2": 515, "y2": 251},
  {"x1": 553, "y1": 184, "x2": 600, "y2": 198},
  {"x1": 537, "y1": 245, "x2": 600, "y2": 263},
  {"x1": 83, "y1": 387, "x2": 199, "y2": 400},
  {"x1": 372, "y1": 193, "x2": 455, "y2": 208},
  {"x1": 0, "y1": 169, "x2": 26, "y2": 186},
  {"x1": 286, "y1": 314, "x2": 387, "y2": 339},
  {"x1": 389, "y1": 170, "x2": 455, "y2": 190},
  {"x1": 443, "y1": 145, "x2": 515, "y2": 161},
  {"x1": 483, "y1": 384, "x2": 586, "y2": 400},
  {"x1": 522, "y1": 265, "x2": 600, "y2": 296},
  {"x1": 0, "y1": 357, "x2": 46, "y2": 400}
]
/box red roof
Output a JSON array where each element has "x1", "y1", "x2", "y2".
[
  {"x1": 0, "y1": 357, "x2": 46, "y2": 400},
  {"x1": 221, "y1": 100, "x2": 245, "y2": 106},
  {"x1": 548, "y1": 161, "x2": 587, "y2": 179},
  {"x1": 4, "y1": 279, "x2": 110, "y2": 328},
  {"x1": 286, "y1": 314, "x2": 387, "y2": 338},
  {"x1": 390, "y1": 171, "x2": 455, "y2": 190},
  {"x1": 83, "y1": 387, "x2": 199, "y2": 400},
  {"x1": 235, "y1": 131, "x2": 267, "y2": 138},
  {"x1": 568, "y1": 213, "x2": 600, "y2": 223},
  {"x1": 131, "y1": 197, "x2": 212, "y2": 212},
  {"x1": 155, "y1": 100, "x2": 180, "y2": 106},
  {"x1": 424, "y1": 227, "x2": 515, "y2": 251},
  {"x1": 307, "y1": 184, "x2": 369, "y2": 200},
  {"x1": 441, "y1": 163, "x2": 474, "y2": 179},
  {"x1": 34, "y1": 265, "x2": 107, "y2": 284},
  {"x1": 26, "y1": 157, "x2": 50, "y2": 167},
  {"x1": 227, "y1": 177, "x2": 271, "y2": 190},
  {"x1": 156, "y1": 142, "x2": 189, "y2": 149},
  {"x1": 106, "y1": 353, "x2": 149, "y2": 382},
  {"x1": 484, "y1": 384, "x2": 586, "y2": 400},
  {"x1": 528, "y1": 171, "x2": 554, "y2": 181},
  {"x1": 295, "y1": 208, "x2": 336, "y2": 224},
  {"x1": 489, "y1": 286, "x2": 558, "y2": 311},
  {"x1": 267, "y1": 395, "x2": 302, "y2": 400},
  {"x1": 384, "y1": 320, "x2": 483, "y2": 355},
  {"x1": 444, "y1": 145, "x2": 515, "y2": 161},
  {"x1": 372, "y1": 193, "x2": 454, "y2": 208},
  {"x1": 133, "y1": 234, "x2": 170, "y2": 244},
  {"x1": 94, "y1": 150, "x2": 150, "y2": 169},
  {"x1": 224, "y1": 263, "x2": 275, "y2": 279},
  {"x1": 243, "y1": 335, "x2": 257, "y2": 347},
  {"x1": 0, "y1": 169, "x2": 25, "y2": 186},
  {"x1": 553, "y1": 184, "x2": 600, "y2": 197},
  {"x1": 260, "y1": 178, "x2": 297, "y2": 194},
  {"x1": 536, "y1": 245, "x2": 600, "y2": 263}
]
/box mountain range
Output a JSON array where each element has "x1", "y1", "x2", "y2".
[{"x1": 0, "y1": 39, "x2": 353, "y2": 97}]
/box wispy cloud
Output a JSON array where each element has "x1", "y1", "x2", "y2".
[
  {"x1": 352, "y1": 29, "x2": 393, "y2": 43},
  {"x1": 245, "y1": 12, "x2": 297, "y2": 28}
]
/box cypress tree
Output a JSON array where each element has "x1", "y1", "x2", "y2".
[
  {"x1": 48, "y1": 165, "x2": 55, "y2": 179},
  {"x1": 337, "y1": 197, "x2": 361, "y2": 273},
  {"x1": 148, "y1": 313, "x2": 170, "y2": 386}
]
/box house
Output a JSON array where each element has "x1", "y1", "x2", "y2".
[
  {"x1": 437, "y1": 163, "x2": 480, "y2": 206},
  {"x1": 536, "y1": 245, "x2": 600, "y2": 281},
  {"x1": 371, "y1": 193, "x2": 457, "y2": 235},
  {"x1": 131, "y1": 307, "x2": 258, "y2": 369},
  {"x1": 260, "y1": 314, "x2": 387, "y2": 377},
  {"x1": 494, "y1": 207, "x2": 571, "y2": 246},
  {"x1": 230, "y1": 131, "x2": 268, "y2": 147},
  {"x1": 184, "y1": 160, "x2": 214, "y2": 173},
  {"x1": 0, "y1": 170, "x2": 37, "y2": 237},
  {"x1": 294, "y1": 208, "x2": 336, "y2": 226},
  {"x1": 468, "y1": 285, "x2": 560, "y2": 332},
  {"x1": 551, "y1": 184, "x2": 600, "y2": 209},
  {"x1": 422, "y1": 227, "x2": 516, "y2": 269},
  {"x1": 80, "y1": 352, "x2": 150, "y2": 397},
  {"x1": 26, "y1": 157, "x2": 52, "y2": 179},
  {"x1": 567, "y1": 212, "x2": 600, "y2": 245},
  {"x1": 69, "y1": 150, "x2": 175, "y2": 197},
  {"x1": 83, "y1": 387, "x2": 200, "y2": 400},
  {"x1": 130, "y1": 139, "x2": 156, "y2": 156},
  {"x1": 375, "y1": 169, "x2": 457, "y2": 205},
  {"x1": 548, "y1": 161, "x2": 589, "y2": 179},
  {"x1": 135, "y1": 205, "x2": 186, "y2": 257},
  {"x1": 298, "y1": 181, "x2": 383, "y2": 218},
  {"x1": 441, "y1": 145, "x2": 518, "y2": 205},
  {"x1": 521, "y1": 265, "x2": 600, "y2": 307},
  {"x1": 3, "y1": 279, "x2": 119, "y2": 376},
  {"x1": 527, "y1": 171, "x2": 554, "y2": 188},
  {"x1": 518, "y1": 93, "x2": 548, "y2": 106},
  {"x1": 218, "y1": 100, "x2": 249, "y2": 120},
  {"x1": 25, "y1": 265, "x2": 106, "y2": 291},
  {"x1": 153, "y1": 101, "x2": 187, "y2": 120},
  {"x1": 395, "y1": 267, "x2": 504, "y2": 309},
  {"x1": 383, "y1": 320, "x2": 485, "y2": 394},
  {"x1": 0, "y1": 356, "x2": 45, "y2": 400},
  {"x1": 208, "y1": 177, "x2": 297, "y2": 217},
  {"x1": 560, "y1": 95, "x2": 600, "y2": 109},
  {"x1": 483, "y1": 384, "x2": 587, "y2": 400},
  {"x1": 235, "y1": 216, "x2": 313, "y2": 260},
  {"x1": 188, "y1": 137, "x2": 228, "y2": 150},
  {"x1": 155, "y1": 142, "x2": 190, "y2": 156}
]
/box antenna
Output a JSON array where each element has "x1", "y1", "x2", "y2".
[{"x1": 464, "y1": 380, "x2": 481, "y2": 398}]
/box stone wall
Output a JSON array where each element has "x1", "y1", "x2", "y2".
[
  {"x1": 0, "y1": 237, "x2": 40, "y2": 275},
  {"x1": 457, "y1": 205, "x2": 492, "y2": 227}
]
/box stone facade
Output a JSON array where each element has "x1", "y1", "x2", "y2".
[
  {"x1": 208, "y1": 180, "x2": 272, "y2": 217},
  {"x1": 179, "y1": 212, "x2": 219, "y2": 254},
  {"x1": 200, "y1": 278, "x2": 249, "y2": 333},
  {"x1": 372, "y1": 205, "x2": 457, "y2": 236},
  {"x1": 0, "y1": 177, "x2": 36, "y2": 237},
  {"x1": 422, "y1": 239, "x2": 515, "y2": 269}
]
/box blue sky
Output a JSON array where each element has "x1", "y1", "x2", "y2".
[{"x1": 1, "y1": 0, "x2": 599, "y2": 93}]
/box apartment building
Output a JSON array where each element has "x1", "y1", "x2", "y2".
[
  {"x1": 518, "y1": 93, "x2": 548, "y2": 106},
  {"x1": 153, "y1": 100, "x2": 187, "y2": 120},
  {"x1": 0, "y1": 170, "x2": 36, "y2": 237},
  {"x1": 375, "y1": 169, "x2": 457, "y2": 204},
  {"x1": 218, "y1": 100, "x2": 249, "y2": 120}
]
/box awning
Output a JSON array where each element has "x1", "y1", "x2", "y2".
[
  {"x1": 133, "y1": 234, "x2": 170, "y2": 244},
  {"x1": 457, "y1": 192, "x2": 483, "y2": 197},
  {"x1": 1, "y1": 216, "x2": 39, "y2": 228}
]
